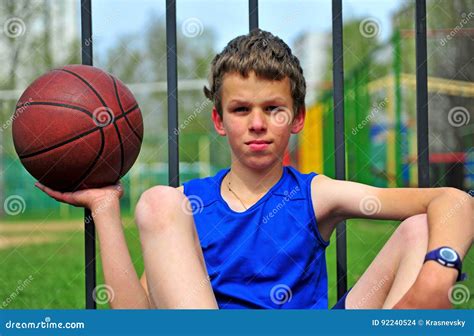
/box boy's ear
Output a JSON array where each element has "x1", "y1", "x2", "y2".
[
  {"x1": 291, "y1": 106, "x2": 306, "y2": 134},
  {"x1": 212, "y1": 106, "x2": 226, "y2": 136}
]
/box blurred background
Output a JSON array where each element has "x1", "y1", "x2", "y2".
[{"x1": 0, "y1": 0, "x2": 472, "y2": 309}]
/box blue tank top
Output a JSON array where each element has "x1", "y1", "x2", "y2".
[{"x1": 183, "y1": 166, "x2": 330, "y2": 309}]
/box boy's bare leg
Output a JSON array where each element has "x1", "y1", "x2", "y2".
[
  {"x1": 345, "y1": 214, "x2": 430, "y2": 309},
  {"x1": 135, "y1": 186, "x2": 218, "y2": 309}
]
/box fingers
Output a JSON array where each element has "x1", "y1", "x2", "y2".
[
  {"x1": 114, "y1": 182, "x2": 124, "y2": 196},
  {"x1": 34, "y1": 182, "x2": 68, "y2": 203}
]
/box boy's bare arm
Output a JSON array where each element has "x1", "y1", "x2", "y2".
[
  {"x1": 93, "y1": 200, "x2": 151, "y2": 308},
  {"x1": 311, "y1": 175, "x2": 473, "y2": 305},
  {"x1": 313, "y1": 175, "x2": 473, "y2": 255},
  {"x1": 36, "y1": 183, "x2": 150, "y2": 309}
]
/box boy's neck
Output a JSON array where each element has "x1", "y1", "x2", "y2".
[{"x1": 225, "y1": 162, "x2": 284, "y2": 198}]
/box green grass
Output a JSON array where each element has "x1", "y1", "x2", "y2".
[
  {"x1": 1, "y1": 218, "x2": 472, "y2": 309},
  {"x1": 0, "y1": 216, "x2": 140, "y2": 309}
]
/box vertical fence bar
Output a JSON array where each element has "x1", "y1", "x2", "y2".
[
  {"x1": 80, "y1": 0, "x2": 96, "y2": 310},
  {"x1": 331, "y1": 0, "x2": 348, "y2": 299},
  {"x1": 166, "y1": 0, "x2": 179, "y2": 187},
  {"x1": 249, "y1": 0, "x2": 258, "y2": 31},
  {"x1": 393, "y1": 30, "x2": 404, "y2": 187},
  {"x1": 415, "y1": 0, "x2": 429, "y2": 187}
]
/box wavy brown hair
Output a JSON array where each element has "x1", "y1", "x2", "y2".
[{"x1": 204, "y1": 29, "x2": 306, "y2": 119}]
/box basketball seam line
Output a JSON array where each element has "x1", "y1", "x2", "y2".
[
  {"x1": 111, "y1": 75, "x2": 143, "y2": 142},
  {"x1": 18, "y1": 104, "x2": 139, "y2": 159},
  {"x1": 16, "y1": 101, "x2": 93, "y2": 117},
  {"x1": 58, "y1": 69, "x2": 108, "y2": 106},
  {"x1": 58, "y1": 68, "x2": 125, "y2": 186},
  {"x1": 68, "y1": 128, "x2": 106, "y2": 191},
  {"x1": 111, "y1": 119, "x2": 125, "y2": 180}
]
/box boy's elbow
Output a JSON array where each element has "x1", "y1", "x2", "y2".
[{"x1": 441, "y1": 187, "x2": 472, "y2": 211}]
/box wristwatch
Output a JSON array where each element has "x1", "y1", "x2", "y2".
[{"x1": 424, "y1": 246, "x2": 466, "y2": 282}]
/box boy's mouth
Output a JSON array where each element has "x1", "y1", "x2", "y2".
[{"x1": 246, "y1": 140, "x2": 272, "y2": 151}]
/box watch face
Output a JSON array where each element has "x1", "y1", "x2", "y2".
[{"x1": 440, "y1": 248, "x2": 457, "y2": 262}]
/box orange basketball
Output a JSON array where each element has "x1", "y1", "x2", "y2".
[{"x1": 12, "y1": 64, "x2": 143, "y2": 191}]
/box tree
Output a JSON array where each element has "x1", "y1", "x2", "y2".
[{"x1": 103, "y1": 14, "x2": 219, "y2": 166}]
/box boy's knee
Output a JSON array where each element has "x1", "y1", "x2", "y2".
[
  {"x1": 135, "y1": 185, "x2": 187, "y2": 233},
  {"x1": 397, "y1": 213, "x2": 428, "y2": 246}
]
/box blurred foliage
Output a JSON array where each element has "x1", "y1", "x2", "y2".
[{"x1": 101, "y1": 14, "x2": 228, "y2": 167}]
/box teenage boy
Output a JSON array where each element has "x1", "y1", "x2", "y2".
[{"x1": 37, "y1": 29, "x2": 473, "y2": 309}]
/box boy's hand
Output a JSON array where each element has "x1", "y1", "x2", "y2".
[{"x1": 35, "y1": 181, "x2": 123, "y2": 211}]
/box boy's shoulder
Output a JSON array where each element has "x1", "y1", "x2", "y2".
[
  {"x1": 183, "y1": 168, "x2": 229, "y2": 187},
  {"x1": 180, "y1": 168, "x2": 229, "y2": 201}
]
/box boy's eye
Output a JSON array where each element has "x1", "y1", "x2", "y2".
[
  {"x1": 232, "y1": 106, "x2": 286, "y2": 113},
  {"x1": 267, "y1": 106, "x2": 283, "y2": 112}
]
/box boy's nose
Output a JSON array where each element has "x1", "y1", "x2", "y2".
[{"x1": 249, "y1": 109, "x2": 267, "y2": 132}]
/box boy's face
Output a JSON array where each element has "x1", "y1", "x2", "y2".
[{"x1": 212, "y1": 71, "x2": 305, "y2": 170}]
